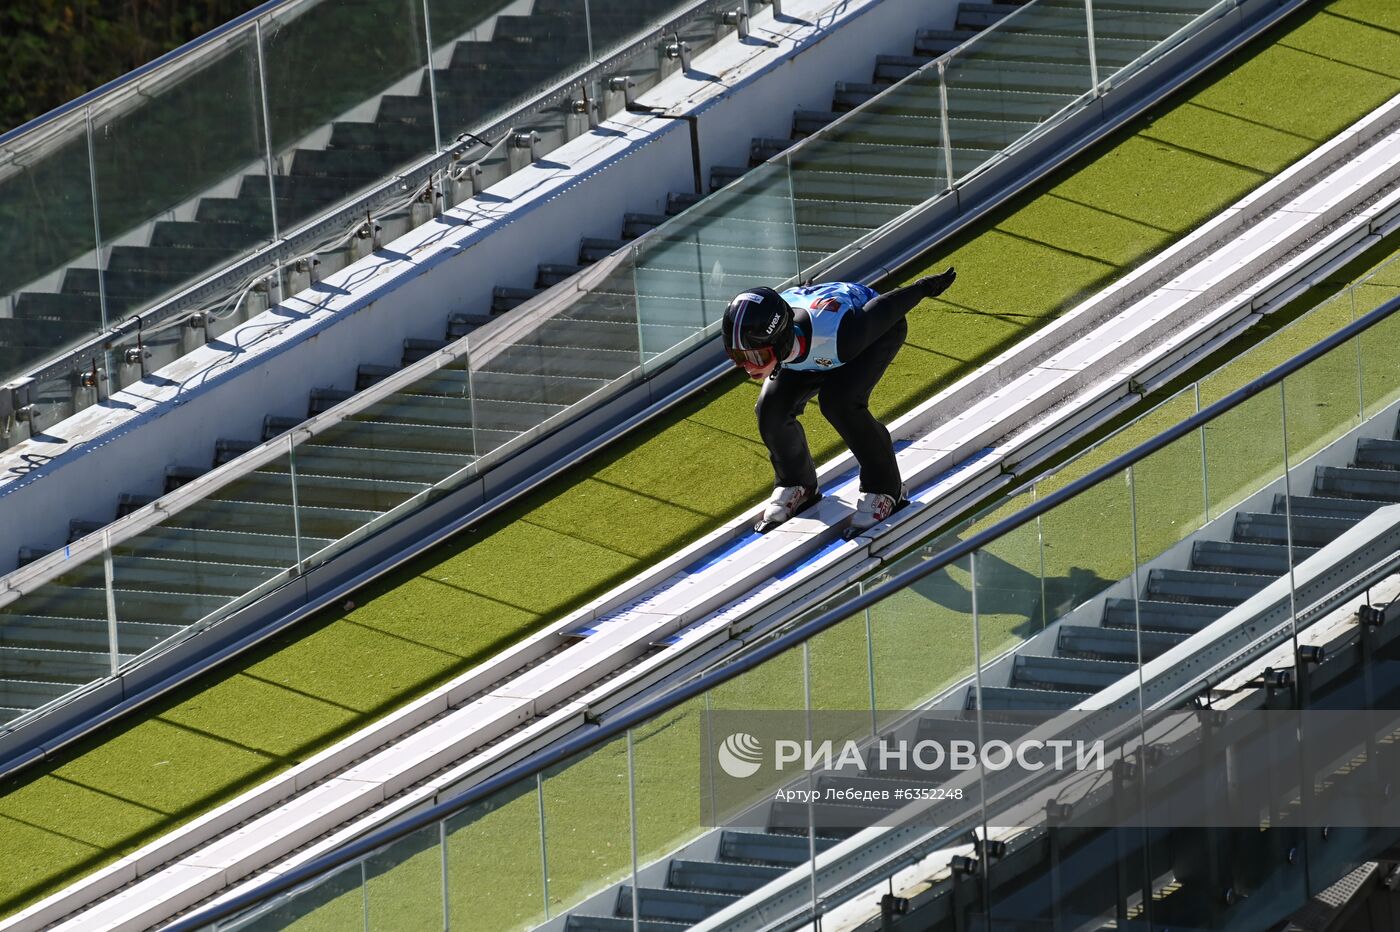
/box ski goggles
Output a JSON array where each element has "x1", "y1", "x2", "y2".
[{"x1": 725, "y1": 345, "x2": 776, "y2": 370}]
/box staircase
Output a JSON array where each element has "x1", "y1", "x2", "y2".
[
  {"x1": 552, "y1": 407, "x2": 1400, "y2": 930},
  {"x1": 970, "y1": 418, "x2": 1400, "y2": 715}
]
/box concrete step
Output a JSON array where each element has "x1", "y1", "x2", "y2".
[
  {"x1": 717, "y1": 830, "x2": 837, "y2": 867},
  {"x1": 1190, "y1": 540, "x2": 1313, "y2": 576},
  {"x1": 966, "y1": 685, "x2": 1090, "y2": 712},
  {"x1": 667, "y1": 859, "x2": 786, "y2": 896},
  {"x1": 1354, "y1": 437, "x2": 1400, "y2": 470},
  {"x1": 1232, "y1": 511, "x2": 1359, "y2": 548},
  {"x1": 1011, "y1": 654, "x2": 1136, "y2": 691},
  {"x1": 1314, "y1": 465, "x2": 1400, "y2": 501},
  {"x1": 1271, "y1": 493, "x2": 1384, "y2": 520},
  {"x1": 1057, "y1": 623, "x2": 1187, "y2": 661},
  {"x1": 616, "y1": 885, "x2": 739, "y2": 924}
]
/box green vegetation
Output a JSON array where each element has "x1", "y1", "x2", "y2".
[
  {"x1": 4, "y1": 0, "x2": 1400, "y2": 922},
  {"x1": 0, "y1": 1, "x2": 262, "y2": 135}
]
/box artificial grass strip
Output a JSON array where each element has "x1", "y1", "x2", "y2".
[
  {"x1": 1049, "y1": 135, "x2": 1263, "y2": 232},
  {"x1": 1327, "y1": 0, "x2": 1400, "y2": 34},
  {"x1": 1281, "y1": 9, "x2": 1400, "y2": 79},
  {"x1": 0, "y1": 777, "x2": 162, "y2": 848},
  {"x1": 4, "y1": 0, "x2": 1400, "y2": 919},
  {"x1": 1193, "y1": 43, "x2": 1399, "y2": 140},
  {"x1": 993, "y1": 195, "x2": 1172, "y2": 267},
  {"x1": 159, "y1": 674, "x2": 362, "y2": 760},
  {"x1": 1138, "y1": 102, "x2": 1313, "y2": 174}
]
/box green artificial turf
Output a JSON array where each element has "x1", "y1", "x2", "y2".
[{"x1": 5, "y1": 0, "x2": 1400, "y2": 922}]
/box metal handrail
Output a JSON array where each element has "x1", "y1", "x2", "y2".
[{"x1": 160, "y1": 283, "x2": 1400, "y2": 930}]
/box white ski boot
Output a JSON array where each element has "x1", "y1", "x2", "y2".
[
  {"x1": 754, "y1": 485, "x2": 822, "y2": 534},
  {"x1": 842, "y1": 488, "x2": 909, "y2": 540}
]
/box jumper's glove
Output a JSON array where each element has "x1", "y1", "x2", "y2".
[{"x1": 915, "y1": 266, "x2": 956, "y2": 299}]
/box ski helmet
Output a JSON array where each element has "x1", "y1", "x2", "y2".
[{"x1": 722, "y1": 287, "x2": 795, "y2": 372}]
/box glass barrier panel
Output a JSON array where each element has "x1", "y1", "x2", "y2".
[
  {"x1": 789, "y1": 72, "x2": 947, "y2": 265},
  {"x1": 1095, "y1": 0, "x2": 1225, "y2": 88},
  {"x1": 944, "y1": 0, "x2": 1093, "y2": 183},
  {"x1": 23, "y1": 369, "x2": 85, "y2": 440},
  {"x1": 260, "y1": 0, "x2": 435, "y2": 233},
  {"x1": 867, "y1": 551, "x2": 977, "y2": 722},
  {"x1": 0, "y1": 109, "x2": 102, "y2": 383},
  {"x1": 971, "y1": 497, "x2": 1048, "y2": 665},
  {"x1": 1200, "y1": 381, "x2": 1285, "y2": 522},
  {"x1": 1130, "y1": 421, "x2": 1206, "y2": 566},
  {"x1": 634, "y1": 159, "x2": 798, "y2": 367},
  {"x1": 427, "y1": 0, "x2": 590, "y2": 152},
  {"x1": 0, "y1": 544, "x2": 117, "y2": 729},
  {"x1": 87, "y1": 26, "x2": 275, "y2": 325},
  {"x1": 1283, "y1": 338, "x2": 1361, "y2": 468},
  {"x1": 588, "y1": 0, "x2": 710, "y2": 63},
  {"x1": 218, "y1": 860, "x2": 365, "y2": 930},
  {"x1": 468, "y1": 252, "x2": 640, "y2": 459},
  {"x1": 540, "y1": 733, "x2": 634, "y2": 917},
  {"x1": 1052, "y1": 387, "x2": 1196, "y2": 492},
  {"x1": 709, "y1": 640, "x2": 806, "y2": 713},
  {"x1": 1360, "y1": 289, "x2": 1400, "y2": 419},
  {"x1": 1350, "y1": 255, "x2": 1400, "y2": 336},
  {"x1": 1211, "y1": 293, "x2": 1353, "y2": 407},
  {"x1": 1034, "y1": 469, "x2": 1133, "y2": 625},
  {"x1": 364, "y1": 822, "x2": 444, "y2": 931},
  {"x1": 806, "y1": 610, "x2": 875, "y2": 738},
  {"x1": 633, "y1": 696, "x2": 709, "y2": 869},
  {"x1": 111, "y1": 449, "x2": 302, "y2": 663},
  {"x1": 444, "y1": 778, "x2": 547, "y2": 931}
]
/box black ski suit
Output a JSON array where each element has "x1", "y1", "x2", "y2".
[{"x1": 756, "y1": 280, "x2": 934, "y2": 498}]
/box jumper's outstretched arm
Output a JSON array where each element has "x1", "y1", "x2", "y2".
[{"x1": 837, "y1": 267, "x2": 956, "y2": 359}]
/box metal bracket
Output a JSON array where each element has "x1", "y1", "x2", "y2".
[
  {"x1": 662, "y1": 34, "x2": 692, "y2": 72},
  {"x1": 4, "y1": 378, "x2": 34, "y2": 420},
  {"x1": 507, "y1": 131, "x2": 540, "y2": 172},
  {"x1": 721, "y1": 8, "x2": 749, "y2": 40},
  {"x1": 606, "y1": 75, "x2": 637, "y2": 110}
]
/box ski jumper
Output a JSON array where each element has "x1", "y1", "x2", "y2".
[{"x1": 756, "y1": 281, "x2": 927, "y2": 498}]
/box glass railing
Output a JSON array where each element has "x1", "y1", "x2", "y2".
[
  {"x1": 0, "y1": 0, "x2": 752, "y2": 439},
  {"x1": 0, "y1": 0, "x2": 1274, "y2": 763},
  {"x1": 164, "y1": 272, "x2": 1400, "y2": 930}
]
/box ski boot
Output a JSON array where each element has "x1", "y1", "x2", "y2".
[
  {"x1": 754, "y1": 485, "x2": 822, "y2": 534},
  {"x1": 842, "y1": 488, "x2": 910, "y2": 540}
]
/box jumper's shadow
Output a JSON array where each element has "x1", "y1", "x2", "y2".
[{"x1": 910, "y1": 549, "x2": 1115, "y2": 641}]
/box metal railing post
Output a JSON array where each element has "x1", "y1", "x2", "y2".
[
  {"x1": 102, "y1": 530, "x2": 120, "y2": 674},
  {"x1": 1084, "y1": 0, "x2": 1102, "y2": 96},
  {"x1": 583, "y1": 0, "x2": 595, "y2": 62},
  {"x1": 253, "y1": 19, "x2": 281, "y2": 243},
  {"x1": 938, "y1": 60, "x2": 955, "y2": 190},
  {"x1": 288, "y1": 433, "x2": 304, "y2": 569},
  {"x1": 537, "y1": 773, "x2": 551, "y2": 918},
  {"x1": 421, "y1": 0, "x2": 443, "y2": 151},
  {"x1": 439, "y1": 820, "x2": 450, "y2": 931},
  {"x1": 1196, "y1": 382, "x2": 1210, "y2": 521},
  {"x1": 627, "y1": 729, "x2": 641, "y2": 932},
  {"x1": 84, "y1": 107, "x2": 109, "y2": 332}
]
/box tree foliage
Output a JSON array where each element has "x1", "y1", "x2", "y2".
[{"x1": 1, "y1": 0, "x2": 264, "y2": 134}]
